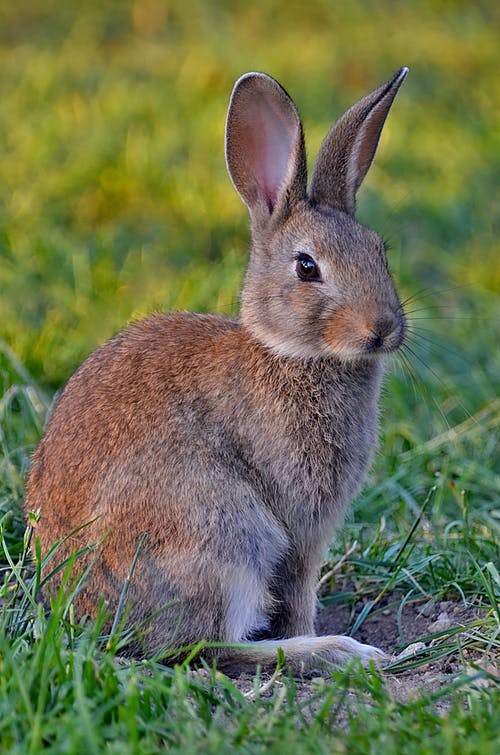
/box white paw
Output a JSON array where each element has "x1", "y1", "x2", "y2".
[
  {"x1": 311, "y1": 635, "x2": 388, "y2": 668},
  {"x1": 338, "y1": 636, "x2": 388, "y2": 666}
]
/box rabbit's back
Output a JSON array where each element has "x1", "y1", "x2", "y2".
[{"x1": 27, "y1": 312, "x2": 242, "y2": 537}]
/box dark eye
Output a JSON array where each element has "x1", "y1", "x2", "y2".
[{"x1": 295, "y1": 253, "x2": 321, "y2": 282}]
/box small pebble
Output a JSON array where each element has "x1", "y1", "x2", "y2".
[
  {"x1": 428, "y1": 611, "x2": 452, "y2": 633},
  {"x1": 394, "y1": 642, "x2": 427, "y2": 661}
]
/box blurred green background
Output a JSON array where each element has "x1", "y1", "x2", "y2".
[{"x1": 0, "y1": 0, "x2": 498, "y2": 421}]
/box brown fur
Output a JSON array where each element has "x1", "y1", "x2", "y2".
[{"x1": 25, "y1": 68, "x2": 409, "y2": 673}]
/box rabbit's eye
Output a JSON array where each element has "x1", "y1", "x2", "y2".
[{"x1": 295, "y1": 253, "x2": 321, "y2": 282}]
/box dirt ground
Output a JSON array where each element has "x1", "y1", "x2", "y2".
[
  {"x1": 316, "y1": 595, "x2": 470, "y2": 655},
  {"x1": 219, "y1": 596, "x2": 498, "y2": 710}
]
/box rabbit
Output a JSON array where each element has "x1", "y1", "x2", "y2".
[{"x1": 25, "y1": 66, "x2": 409, "y2": 675}]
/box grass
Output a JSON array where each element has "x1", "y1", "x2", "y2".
[{"x1": 0, "y1": 1, "x2": 499, "y2": 752}]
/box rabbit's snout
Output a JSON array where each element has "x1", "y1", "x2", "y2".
[{"x1": 323, "y1": 304, "x2": 405, "y2": 357}]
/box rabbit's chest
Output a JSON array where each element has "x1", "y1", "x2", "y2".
[
  {"x1": 258, "y1": 370, "x2": 382, "y2": 530},
  {"x1": 292, "y1": 406, "x2": 375, "y2": 504}
]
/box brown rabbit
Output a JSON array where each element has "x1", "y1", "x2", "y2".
[{"x1": 25, "y1": 67, "x2": 409, "y2": 674}]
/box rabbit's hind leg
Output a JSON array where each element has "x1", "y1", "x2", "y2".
[
  {"x1": 129, "y1": 556, "x2": 278, "y2": 661},
  {"x1": 123, "y1": 483, "x2": 290, "y2": 660},
  {"x1": 215, "y1": 634, "x2": 388, "y2": 676}
]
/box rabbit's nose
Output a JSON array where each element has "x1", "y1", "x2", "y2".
[
  {"x1": 372, "y1": 313, "x2": 397, "y2": 339},
  {"x1": 367, "y1": 313, "x2": 399, "y2": 350}
]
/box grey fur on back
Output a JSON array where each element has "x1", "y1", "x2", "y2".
[{"x1": 25, "y1": 68, "x2": 409, "y2": 673}]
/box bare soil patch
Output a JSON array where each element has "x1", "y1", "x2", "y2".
[
  {"x1": 221, "y1": 596, "x2": 496, "y2": 711},
  {"x1": 315, "y1": 595, "x2": 472, "y2": 653}
]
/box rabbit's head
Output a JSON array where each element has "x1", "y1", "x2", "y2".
[{"x1": 225, "y1": 69, "x2": 408, "y2": 361}]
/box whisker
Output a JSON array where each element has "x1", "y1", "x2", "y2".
[
  {"x1": 399, "y1": 283, "x2": 472, "y2": 309},
  {"x1": 403, "y1": 305, "x2": 456, "y2": 316},
  {"x1": 405, "y1": 315, "x2": 497, "y2": 322},
  {"x1": 397, "y1": 349, "x2": 451, "y2": 429},
  {"x1": 409, "y1": 324, "x2": 452, "y2": 336},
  {"x1": 399, "y1": 344, "x2": 453, "y2": 430},
  {"x1": 396, "y1": 349, "x2": 422, "y2": 405},
  {"x1": 405, "y1": 329, "x2": 470, "y2": 364},
  {"x1": 399, "y1": 287, "x2": 434, "y2": 308},
  {"x1": 401, "y1": 341, "x2": 474, "y2": 423},
  {"x1": 398, "y1": 346, "x2": 436, "y2": 400},
  {"x1": 401, "y1": 341, "x2": 444, "y2": 385}
]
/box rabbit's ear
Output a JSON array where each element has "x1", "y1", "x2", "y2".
[
  {"x1": 225, "y1": 73, "x2": 307, "y2": 224},
  {"x1": 309, "y1": 67, "x2": 408, "y2": 216}
]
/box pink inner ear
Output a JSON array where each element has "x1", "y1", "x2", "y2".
[
  {"x1": 247, "y1": 91, "x2": 298, "y2": 212},
  {"x1": 353, "y1": 101, "x2": 390, "y2": 191},
  {"x1": 226, "y1": 74, "x2": 303, "y2": 216}
]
